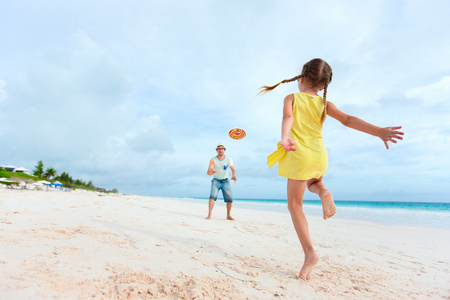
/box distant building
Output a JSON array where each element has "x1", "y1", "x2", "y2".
[
  {"x1": 0, "y1": 164, "x2": 31, "y2": 175},
  {"x1": 14, "y1": 167, "x2": 31, "y2": 175},
  {"x1": 0, "y1": 164, "x2": 16, "y2": 172}
]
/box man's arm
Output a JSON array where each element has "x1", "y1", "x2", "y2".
[
  {"x1": 230, "y1": 165, "x2": 237, "y2": 182},
  {"x1": 207, "y1": 159, "x2": 216, "y2": 176}
]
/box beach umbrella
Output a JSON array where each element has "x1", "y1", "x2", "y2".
[
  {"x1": 0, "y1": 178, "x2": 14, "y2": 182},
  {"x1": 38, "y1": 180, "x2": 51, "y2": 185}
]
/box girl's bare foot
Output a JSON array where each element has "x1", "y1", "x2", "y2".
[
  {"x1": 299, "y1": 251, "x2": 320, "y2": 280},
  {"x1": 319, "y1": 189, "x2": 336, "y2": 220}
]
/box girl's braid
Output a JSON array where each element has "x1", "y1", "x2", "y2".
[
  {"x1": 320, "y1": 70, "x2": 332, "y2": 124},
  {"x1": 258, "y1": 74, "x2": 303, "y2": 95},
  {"x1": 320, "y1": 85, "x2": 328, "y2": 124},
  {"x1": 259, "y1": 58, "x2": 332, "y2": 123}
]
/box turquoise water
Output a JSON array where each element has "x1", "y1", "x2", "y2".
[
  {"x1": 193, "y1": 198, "x2": 450, "y2": 229},
  {"x1": 236, "y1": 199, "x2": 450, "y2": 211}
]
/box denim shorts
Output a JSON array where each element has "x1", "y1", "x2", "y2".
[{"x1": 209, "y1": 178, "x2": 233, "y2": 203}]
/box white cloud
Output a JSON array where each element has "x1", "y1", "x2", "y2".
[
  {"x1": 405, "y1": 76, "x2": 450, "y2": 107},
  {"x1": 0, "y1": 30, "x2": 174, "y2": 190},
  {"x1": 128, "y1": 115, "x2": 174, "y2": 153},
  {"x1": 0, "y1": 1, "x2": 449, "y2": 201}
]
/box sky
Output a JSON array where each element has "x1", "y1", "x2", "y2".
[{"x1": 0, "y1": 0, "x2": 449, "y2": 202}]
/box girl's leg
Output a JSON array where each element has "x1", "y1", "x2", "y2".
[
  {"x1": 287, "y1": 179, "x2": 320, "y2": 280},
  {"x1": 307, "y1": 177, "x2": 336, "y2": 219}
]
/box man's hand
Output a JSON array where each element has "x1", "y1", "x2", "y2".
[
  {"x1": 207, "y1": 168, "x2": 217, "y2": 176},
  {"x1": 207, "y1": 159, "x2": 216, "y2": 176},
  {"x1": 230, "y1": 176, "x2": 237, "y2": 183}
]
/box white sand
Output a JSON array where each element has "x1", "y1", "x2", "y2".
[{"x1": 0, "y1": 189, "x2": 449, "y2": 299}]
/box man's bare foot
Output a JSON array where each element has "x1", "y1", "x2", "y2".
[
  {"x1": 227, "y1": 216, "x2": 235, "y2": 221},
  {"x1": 205, "y1": 216, "x2": 211, "y2": 220},
  {"x1": 319, "y1": 189, "x2": 336, "y2": 220},
  {"x1": 299, "y1": 251, "x2": 320, "y2": 280}
]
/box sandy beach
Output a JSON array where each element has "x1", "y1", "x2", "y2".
[{"x1": 0, "y1": 189, "x2": 448, "y2": 299}]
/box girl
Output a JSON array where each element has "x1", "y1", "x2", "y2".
[{"x1": 260, "y1": 58, "x2": 404, "y2": 280}]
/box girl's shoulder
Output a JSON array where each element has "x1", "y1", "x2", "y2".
[
  {"x1": 292, "y1": 93, "x2": 323, "y2": 104},
  {"x1": 295, "y1": 92, "x2": 321, "y2": 98}
]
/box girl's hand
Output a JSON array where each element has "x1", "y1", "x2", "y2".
[
  {"x1": 281, "y1": 137, "x2": 296, "y2": 151},
  {"x1": 378, "y1": 126, "x2": 404, "y2": 149}
]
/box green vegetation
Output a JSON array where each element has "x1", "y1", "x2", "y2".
[
  {"x1": 33, "y1": 160, "x2": 44, "y2": 178},
  {"x1": 0, "y1": 167, "x2": 31, "y2": 187},
  {"x1": 0, "y1": 167, "x2": 11, "y2": 178},
  {"x1": 43, "y1": 167, "x2": 57, "y2": 179},
  {"x1": 7, "y1": 171, "x2": 36, "y2": 181},
  {"x1": 1, "y1": 162, "x2": 119, "y2": 194}
]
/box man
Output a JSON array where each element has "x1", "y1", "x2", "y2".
[{"x1": 205, "y1": 143, "x2": 237, "y2": 220}]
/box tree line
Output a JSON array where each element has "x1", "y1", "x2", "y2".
[{"x1": 33, "y1": 160, "x2": 118, "y2": 193}]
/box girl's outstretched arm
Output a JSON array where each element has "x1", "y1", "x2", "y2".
[
  {"x1": 327, "y1": 101, "x2": 404, "y2": 149},
  {"x1": 281, "y1": 94, "x2": 296, "y2": 151}
]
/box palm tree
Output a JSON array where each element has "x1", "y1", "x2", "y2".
[
  {"x1": 43, "y1": 167, "x2": 57, "y2": 180},
  {"x1": 33, "y1": 160, "x2": 44, "y2": 178}
]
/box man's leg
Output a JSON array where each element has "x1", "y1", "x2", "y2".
[
  {"x1": 205, "y1": 198, "x2": 215, "y2": 220},
  {"x1": 222, "y1": 180, "x2": 234, "y2": 220},
  {"x1": 226, "y1": 202, "x2": 234, "y2": 220},
  {"x1": 206, "y1": 179, "x2": 218, "y2": 219}
]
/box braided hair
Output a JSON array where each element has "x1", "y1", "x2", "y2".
[{"x1": 259, "y1": 58, "x2": 333, "y2": 124}]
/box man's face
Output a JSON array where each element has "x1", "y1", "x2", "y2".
[{"x1": 216, "y1": 147, "x2": 226, "y2": 154}]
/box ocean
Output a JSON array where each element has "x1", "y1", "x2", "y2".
[{"x1": 192, "y1": 198, "x2": 450, "y2": 230}]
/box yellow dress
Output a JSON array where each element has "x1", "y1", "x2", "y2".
[{"x1": 267, "y1": 92, "x2": 328, "y2": 180}]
